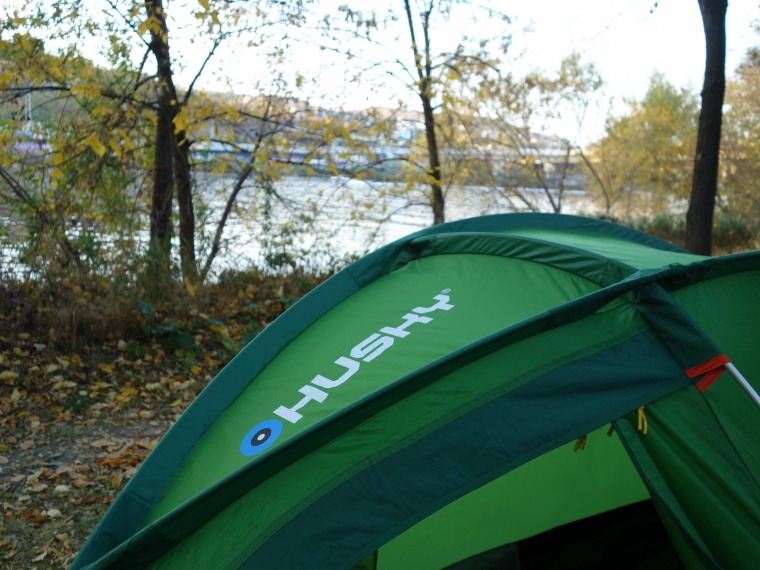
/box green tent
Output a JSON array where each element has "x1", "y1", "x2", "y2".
[{"x1": 73, "y1": 213, "x2": 760, "y2": 570}]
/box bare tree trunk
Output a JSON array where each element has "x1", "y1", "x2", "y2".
[
  {"x1": 686, "y1": 0, "x2": 727, "y2": 255},
  {"x1": 404, "y1": 0, "x2": 445, "y2": 225},
  {"x1": 147, "y1": 0, "x2": 176, "y2": 265},
  {"x1": 200, "y1": 160, "x2": 254, "y2": 282},
  {"x1": 421, "y1": 88, "x2": 445, "y2": 224},
  {"x1": 175, "y1": 134, "x2": 196, "y2": 282},
  {"x1": 150, "y1": 107, "x2": 174, "y2": 255},
  {"x1": 147, "y1": 0, "x2": 199, "y2": 281},
  {"x1": 579, "y1": 150, "x2": 612, "y2": 215}
]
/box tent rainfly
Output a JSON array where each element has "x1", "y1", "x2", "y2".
[{"x1": 72, "y1": 213, "x2": 760, "y2": 569}]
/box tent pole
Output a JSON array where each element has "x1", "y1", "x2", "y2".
[{"x1": 725, "y1": 363, "x2": 760, "y2": 410}]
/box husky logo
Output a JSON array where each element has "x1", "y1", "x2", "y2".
[
  {"x1": 239, "y1": 419, "x2": 283, "y2": 456},
  {"x1": 240, "y1": 291, "x2": 454, "y2": 456}
]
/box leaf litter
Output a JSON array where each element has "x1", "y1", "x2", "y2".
[{"x1": 0, "y1": 273, "x2": 323, "y2": 568}]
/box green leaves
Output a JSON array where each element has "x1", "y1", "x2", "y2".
[
  {"x1": 720, "y1": 48, "x2": 760, "y2": 225},
  {"x1": 582, "y1": 74, "x2": 698, "y2": 216}
]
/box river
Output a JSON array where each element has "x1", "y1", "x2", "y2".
[
  {"x1": 198, "y1": 174, "x2": 590, "y2": 275},
  {"x1": 0, "y1": 175, "x2": 592, "y2": 279}
]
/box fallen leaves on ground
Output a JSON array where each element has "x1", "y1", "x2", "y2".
[{"x1": 0, "y1": 273, "x2": 324, "y2": 568}]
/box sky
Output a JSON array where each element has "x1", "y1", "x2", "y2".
[
  {"x1": 196, "y1": 0, "x2": 760, "y2": 143},
  {"x1": 508, "y1": 0, "x2": 758, "y2": 102},
  {"x1": 496, "y1": 0, "x2": 760, "y2": 141},
  {"x1": 4, "y1": 0, "x2": 759, "y2": 143}
]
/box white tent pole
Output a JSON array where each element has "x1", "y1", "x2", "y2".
[{"x1": 725, "y1": 363, "x2": 760, "y2": 410}]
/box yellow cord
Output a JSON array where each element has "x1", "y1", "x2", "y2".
[
  {"x1": 637, "y1": 406, "x2": 648, "y2": 434},
  {"x1": 573, "y1": 434, "x2": 587, "y2": 452}
]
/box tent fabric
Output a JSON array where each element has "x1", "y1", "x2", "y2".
[{"x1": 72, "y1": 213, "x2": 760, "y2": 570}]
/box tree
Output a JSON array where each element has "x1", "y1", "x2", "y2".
[
  {"x1": 1, "y1": 0, "x2": 315, "y2": 288},
  {"x1": 0, "y1": 28, "x2": 148, "y2": 277},
  {"x1": 315, "y1": 1, "x2": 513, "y2": 225},
  {"x1": 133, "y1": 0, "x2": 293, "y2": 283},
  {"x1": 470, "y1": 53, "x2": 603, "y2": 213},
  {"x1": 718, "y1": 47, "x2": 760, "y2": 223},
  {"x1": 144, "y1": 0, "x2": 182, "y2": 275},
  {"x1": 402, "y1": 0, "x2": 445, "y2": 224},
  {"x1": 685, "y1": 0, "x2": 728, "y2": 255},
  {"x1": 581, "y1": 75, "x2": 698, "y2": 217}
]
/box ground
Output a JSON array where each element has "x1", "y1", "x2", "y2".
[
  {"x1": 0, "y1": 341, "x2": 194, "y2": 568},
  {"x1": 0, "y1": 273, "x2": 322, "y2": 568}
]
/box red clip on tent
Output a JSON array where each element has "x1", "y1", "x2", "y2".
[{"x1": 72, "y1": 213, "x2": 760, "y2": 569}]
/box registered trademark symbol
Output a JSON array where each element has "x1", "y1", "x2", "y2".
[{"x1": 442, "y1": 288, "x2": 451, "y2": 294}]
